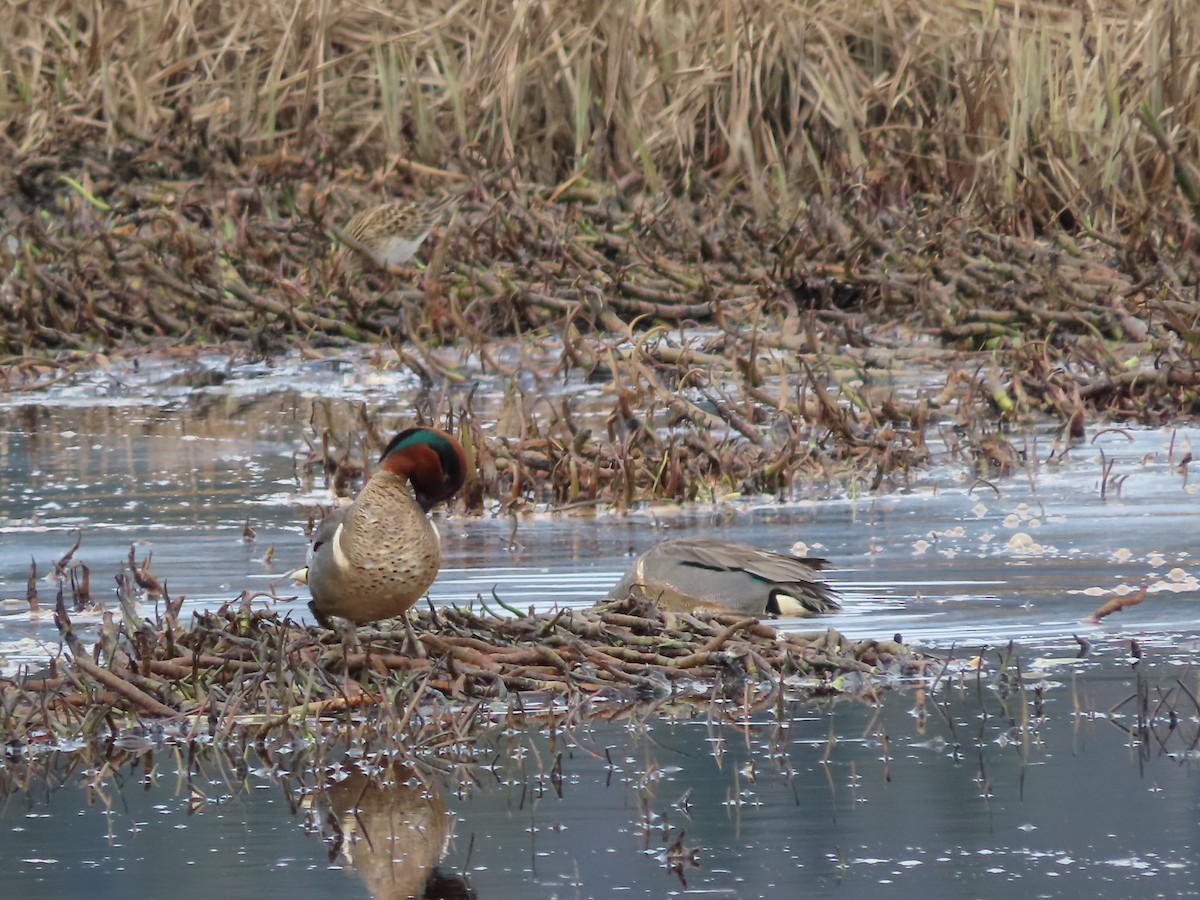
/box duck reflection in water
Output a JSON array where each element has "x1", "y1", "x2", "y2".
[{"x1": 317, "y1": 762, "x2": 474, "y2": 900}]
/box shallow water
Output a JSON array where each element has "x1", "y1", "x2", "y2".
[
  {"x1": 2, "y1": 350, "x2": 1200, "y2": 896},
  {"x1": 3, "y1": 643, "x2": 1198, "y2": 898},
  {"x1": 1, "y1": 351, "x2": 1197, "y2": 658}
]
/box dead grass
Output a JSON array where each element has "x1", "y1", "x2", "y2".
[
  {"x1": 2, "y1": 0, "x2": 1199, "y2": 230},
  {"x1": 3, "y1": 0, "x2": 1200, "y2": 499},
  {"x1": 0, "y1": 581, "x2": 930, "y2": 747}
]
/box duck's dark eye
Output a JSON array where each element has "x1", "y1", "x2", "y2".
[{"x1": 312, "y1": 540, "x2": 325, "y2": 553}]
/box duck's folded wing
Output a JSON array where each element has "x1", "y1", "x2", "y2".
[
  {"x1": 609, "y1": 537, "x2": 839, "y2": 615},
  {"x1": 308, "y1": 506, "x2": 350, "y2": 563},
  {"x1": 667, "y1": 537, "x2": 830, "y2": 579}
]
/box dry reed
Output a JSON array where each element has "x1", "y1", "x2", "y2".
[{"x1": 1, "y1": 0, "x2": 1198, "y2": 226}]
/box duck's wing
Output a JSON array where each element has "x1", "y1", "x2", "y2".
[
  {"x1": 308, "y1": 505, "x2": 351, "y2": 564},
  {"x1": 666, "y1": 536, "x2": 830, "y2": 578},
  {"x1": 610, "y1": 536, "x2": 839, "y2": 615}
]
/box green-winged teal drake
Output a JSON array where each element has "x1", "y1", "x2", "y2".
[
  {"x1": 606, "y1": 536, "x2": 839, "y2": 616},
  {"x1": 295, "y1": 426, "x2": 467, "y2": 628}
]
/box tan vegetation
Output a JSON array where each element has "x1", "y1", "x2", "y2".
[
  {"x1": 2, "y1": 0, "x2": 1200, "y2": 500},
  {"x1": 3, "y1": 0, "x2": 1198, "y2": 219},
  {"x1": 0, "y1": 580, "x2": 928, "y2": 743}
]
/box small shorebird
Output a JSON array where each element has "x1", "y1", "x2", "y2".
[
  {"x1": 292, "y1": 426, "x2": 467, "y2": 629},
  {"x1": 333, "y1": 194, "x2": 462, "y2": 275},
  {"x1": 606, "y1": 536, "x2": 840, "y2": 617}
]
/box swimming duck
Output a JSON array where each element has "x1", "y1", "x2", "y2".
[
  {"x1": 295, "y1": 426, "x2": 467, "y2": 628},
  {"x1": 606, "y1": 536, "x2": 839, "y2": 617}
]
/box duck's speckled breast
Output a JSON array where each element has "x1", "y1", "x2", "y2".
[{"x1": 308, "y1": 472, "x2": 441, "y2": 624}]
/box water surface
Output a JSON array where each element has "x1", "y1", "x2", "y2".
[
  {"x1": 3, "y1": 642, "x2": 1197, "y2": 898},
  {"x1": 2, "y1": 351, "x2": 1199, "y2": 897},
  {"x1": 1, "y1": 351, "x2": 1196, "y2": 654}
]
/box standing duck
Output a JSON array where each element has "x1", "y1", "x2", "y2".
[
  {"x1": 606, "y1": 536, "x2": 839, "y2": 617},
  {"x1": 296, "y1": 427, "x2": 467, "y2": 628}
]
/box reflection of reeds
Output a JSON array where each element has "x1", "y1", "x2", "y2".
[
  {"x1": 4, "y1": 636, "x2": 1197, "y2": 899},
  {"x1": 1106, "y1": 642, "x2": 1200, "y2": 763}
]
